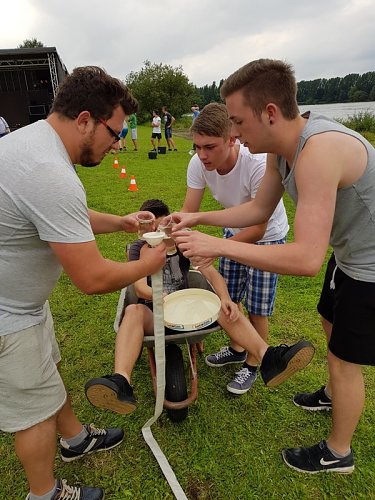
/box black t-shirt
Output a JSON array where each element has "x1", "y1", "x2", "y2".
[
  {"x1": 128, "y1": 239, "x2": 190, "y2": 301},
  {"x1": 164, "y1": 112, "x2": 172, "y2": 128}
]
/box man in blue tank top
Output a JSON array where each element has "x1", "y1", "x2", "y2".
[{"x1": 173, "y1": 58, "x2": 375, "y2": 475}]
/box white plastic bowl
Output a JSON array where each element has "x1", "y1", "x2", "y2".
[{"x1": 163, "y1": 288, "x2": 221, "y2": 331}]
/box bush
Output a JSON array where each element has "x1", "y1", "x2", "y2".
[{"x1": 340, "y1": 111, "x2": 375, "y2": 133}]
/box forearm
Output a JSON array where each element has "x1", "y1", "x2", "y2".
[
  {"x1": 88, "y1": 209, "x2": 123, "y2": 234},
  {"x1": 228, "y1": 224, "x2": 267, "y2": 244},
  {"x1": 217, "y1": 238, "x2": 325, "y2": 276},
  {"x1": 200, "y1": 267, "x2": 231, "y2": 301},
  {"x1": 196, "y1": 202, "x2": 268, "y2": 229},
  {"x1": 72, "y1": 258, "x2": 156, "y2": 294},
  {"x1": 134, "y1": 282, "x2": 153, "y2": 301}
]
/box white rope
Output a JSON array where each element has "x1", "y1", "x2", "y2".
[{"x1": 141, "y1": 268, "x2": 188, "y2": 500}]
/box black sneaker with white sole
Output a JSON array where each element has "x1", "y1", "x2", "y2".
[
  {"x1": 26, "y1": 479, "x2": 104, "y2": 500},
  {"x1": 85, "y1": 373, "x2": 137, "y2": 415},
  {"x1": 260, "y1": 340, "x2": 315, "y2": 387},
  {"x1": 282, "y1": 440, "x2": 354, "y2": 474},
  {"x1": 60, "y1": 424, "x2": 124, "y2": 463},
  {"x1": 293, "y1": 385, "x2": 332, "y2": 411}
]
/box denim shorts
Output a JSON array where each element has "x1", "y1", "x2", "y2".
[{"x1": 0, "y1": 303, "x2": 66, "y2": 432}]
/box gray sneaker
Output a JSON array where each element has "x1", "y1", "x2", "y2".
[
  {"x1": 205, "y1": 346, "x2": 247, "y2": 367},
  {"x1": 25, "y1": 479, "x2": 104, "y2": 500},
  {"x1": 227, "y1": 367, "x2": 257, "y2": 394}
]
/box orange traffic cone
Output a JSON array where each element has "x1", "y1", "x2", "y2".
[
  {"x1": 113, "y1": 157, "x2": 119, "y2": 168},
  {"x1": 128, "y1": 175, "x2": 138, "y2": 191},
  {"x1": 119, "y1": 165, "x2": 127, "y2": 178}
]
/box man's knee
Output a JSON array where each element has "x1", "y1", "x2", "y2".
[
  {"x1": 123, "y1": 303, "x2": 148, "y2": 320},
  {"x1": 327, "y1": 350, "x2": 362, "y2": 377}
]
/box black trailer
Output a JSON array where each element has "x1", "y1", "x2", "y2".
[{"x1": 0, "y1": 47, "x2": 68, "y2": 130}]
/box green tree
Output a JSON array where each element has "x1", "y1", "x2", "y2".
[
  {"x1": 18, "y1": 38, "x2": 44, "y2": 48},
  {"x1": 196, "y1": 80, "x2": 224, "y2": 106},
  {"x1": 125, "y1": 61, "x2": 198, "y2": 122}
]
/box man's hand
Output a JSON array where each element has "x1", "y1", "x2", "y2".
[
  {"x1": 171, "y1": 212, "x2": 200, "y2": 230},
  {"x1": 174, "y1": 229, "x2": 221, "y2": 259},
  {"x1": 220, "y1": 298, "x2": 239, "y2": 322},
  {"x1": 139, "y1": 241, "x2": 167, "y2": 275},
  {"x1": 121, "y1": 211, "x2": 156, "y2": 233}
]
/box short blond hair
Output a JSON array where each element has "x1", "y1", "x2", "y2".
[{"x1": 191, "y1": 102, "x2": 231, "y2": 139}]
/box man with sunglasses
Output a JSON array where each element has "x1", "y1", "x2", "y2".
[{"x1": 0, "y1": 66, "x2": 166, "y2": 500}]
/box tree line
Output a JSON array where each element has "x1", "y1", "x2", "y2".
[
  {"x1": 297, "y1": 72, "x2": 375, "y2": 104},
  {"x1": 196, "y1": 72, "x2": 375, "y2": 107}
]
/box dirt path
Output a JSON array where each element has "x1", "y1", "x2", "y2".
[{"x1": 173, "y1": 128, "x2": 192, "y2": 140}]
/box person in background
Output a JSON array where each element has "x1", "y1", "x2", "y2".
[
  {"x1": 181, "y1": 102, "x2": 289, "y2": 395},
  {"x1": 189, "y1": 104, "x2": 200, "y2": 155},
  {"x1": 150, "y1": 110, "x2": 162, "y2": 151},
  {"x1": 0, "y1": 66, "x2": 166, "y2": 500},
  {"x1": 162, "y1": 106, "x2": 177, "y2": 151},
  {"x1": 119, "y1": 118, "x2": 128, "y2": 151},
  {"x1": 84, "y1": 199, "x2": 313, "y2": 415},
  {"x1": 173, "y1": 58, "x2": 375, "y2": 475},
  {"x1": 128, "y1": 113, "x2": 138, "y2": 151},
  {"x1": 0, "y1": 115, "x2": 10, "y2": 137}
]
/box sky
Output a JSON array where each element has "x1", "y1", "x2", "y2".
[{"x1": 1, "y1": 0, "x2": 375, "y2": 87}]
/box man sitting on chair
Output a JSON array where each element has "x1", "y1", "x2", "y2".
[{"x1": 84, "y1": 199, "x2": 315, "y2": 414}]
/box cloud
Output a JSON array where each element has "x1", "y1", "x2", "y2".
[{"x1": 1, "y1": 0, "x2": 374, "y2": 86}]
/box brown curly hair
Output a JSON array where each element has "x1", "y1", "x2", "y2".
[{"x1": 50, "y1": 66, "x2": 138, "y2": 120}]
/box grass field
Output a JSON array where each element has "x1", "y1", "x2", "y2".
[{"x1": 1, "y1": 125, "x2": 375, "y2": 499}]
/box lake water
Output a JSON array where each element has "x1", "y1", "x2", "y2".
[{"x1": 299, "y1": 101, "x2": 375, "y2": 120}]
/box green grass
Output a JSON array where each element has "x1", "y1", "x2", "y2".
[{"x1": 1, "y1": 126, "x2": 375, "y2": 499}]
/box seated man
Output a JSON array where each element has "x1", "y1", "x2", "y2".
[{"x1": 84, "y1": 199, "x2": 315, "y2": 414}]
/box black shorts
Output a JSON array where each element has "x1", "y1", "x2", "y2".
[
  {"x1": 151, "y1": 133, "x2": 162, "y2": 139},
  {"x1": 317, "y1": 253, "x2": 375, "y2": 365}
]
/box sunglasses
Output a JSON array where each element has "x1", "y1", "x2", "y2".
[{"x1": 98, "y1": 118, "x2": 121, "y2": 144}]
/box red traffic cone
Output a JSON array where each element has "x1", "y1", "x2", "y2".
[
  {"x1": 119, "y1": 166, "x2": 127, "y2": 178},
  {"x1": 113, "y1": 157, "x2": 119, "y2": 168},
  {"x1": 128, "y1": 175, "x2": 138, "y2": 191}
]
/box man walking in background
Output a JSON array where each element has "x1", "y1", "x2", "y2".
[
  {"x1": 162, "y1": 106, "x2": 177, "y2": 151},
  {"x1": 128, "y1": 112, "x2": 138, "y2": 151},
  {"x1": 189, "y1": 104, "x2": 200, "y2": 154}
]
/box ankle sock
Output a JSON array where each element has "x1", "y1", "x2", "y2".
[
  {"x1": 229, "y1": 346, "x2": 246, "y2": 356},
  {"x1": 29, "y1": 481, "x2": 57, "y2": 500},
  {"x1": 326, "y1": 442, "x2": 351, "y2": 458},
  {"x1": 61, "y1": 425, "x2": 89, "y2": 448}
]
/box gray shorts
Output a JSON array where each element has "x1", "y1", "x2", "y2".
[
  {"x1": 0, "y1": 303, "x2": 67, "y2": 432},
  {"x1": 131, "y1": 128, "x2": 137, "y2": 140}
]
